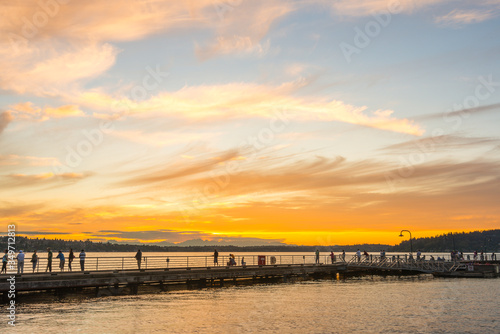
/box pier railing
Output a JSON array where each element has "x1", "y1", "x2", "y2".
[
  {"x1": 6, "y1": 254, "x2": 336, "y2": 274},
  {"x1": 3, "y1": 253, "x2": 497, "y2": 275},
  {"x1": 341, "y1": 255, "x2": 472, "y2": 273}
]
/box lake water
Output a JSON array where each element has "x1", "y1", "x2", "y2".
[{"x1": 2, "y1": 252, "x2": 499, "y2": 333}]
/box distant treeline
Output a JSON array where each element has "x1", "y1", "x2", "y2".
[
  {"x1": 0, "y1": 236, "x2": 390, "y2": 253},
  {"x1": 388, "y1": 229, "x2": 499, "y2": 252},
  {"x1": 1, "y1": 229, "x2": 498, "y2": 253}
]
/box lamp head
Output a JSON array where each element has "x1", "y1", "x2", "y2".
[{"x1": 399, "y1": 234, "x2": 403, "y2": 237}]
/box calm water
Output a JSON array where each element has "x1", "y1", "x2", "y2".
[{"x1": 2, "y1": 275, "x2": 498, "y2": 333}]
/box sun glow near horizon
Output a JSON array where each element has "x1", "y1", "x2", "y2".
[{"x1": 1, "y1": 0, "x2": 500, "y2": 246}]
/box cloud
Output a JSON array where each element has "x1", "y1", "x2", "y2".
[
  {"x1": 176, "y1": 155, "x2": 500, "y2": 208},
  {"x1": 88, "y1": 229, "x2": 285, "y2": 245},
  {"x1": 0, "y1": 0, "x2": 218, "y2": 44},
  {"x1": 413, "y1": 102, "x2": 500, "y2": 122},
  {"x1": 196, "y1": 37, "x2": 272, "y2": 60},
  {"x1": 0, "y1": 41, "x2": 118, "y2": 95},
  {"x1": 110, "y1": 129, "x2": 221, "y2": 147},
  {"x1": 327, "y1": 0, "x2": 444, "y2": 17},
  {"x1": 16, "y1": 231, "x2": 70, "y2": 235},
  {"x1": 118, "y1": 148, "x2": 243, "y2": 187},
  {"x1": 78, "y1": 79, "x2": 424, "y2": 135},
  {"x1": 0, "y1": 154, "x2": 60, "y2": 167},
  {"x1": 326, "y1": 0, "x2": 500, "y2": 26},
  {"x1": 0, "y1": 111, "x2": 13, "y2": 135},
  {"x1": 381, "y1": 135, "x2": 500, "y2": 153},
  {"x1": 0, "y1": 0, "x2": 293, "y2": 95},
  {"x1": 7, "y1": 102, "x2": 85, "y2": 121},
  {"x1": 44, "y1": 105, "x2": 84, "y2": 118},
  {"x1": 435, "y1": 8, "x2": 498, "y2": 27},
  {"x1": 0, "y1": 203, "x2": 46, "y2": 217},
  {"x1": 2, "y1": 172, "x2": 93, "y2": 188},
  {"x1": 195, "y1": 0, "x2": 292, "y2": 60}
]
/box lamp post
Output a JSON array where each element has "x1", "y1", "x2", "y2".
[{"x1": 399, "y1": 230, "x2": 413, "y2": 254}]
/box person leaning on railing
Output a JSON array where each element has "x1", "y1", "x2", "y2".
[
  {"x1": 135, "y1": 250, "x2": 142, "y2": 269},
  {"x1": 1, "y1": 250, "x2": 7, "y2": 274},
  {"x1": 68, "y1": 249, "x2": 75, "y2": 271},
  {"x1": 31, "y1": 250, "x2": 38, "y2": 273},
  {"x1": 79, "y1": 249, "x2": 86, "y2": 271},
  {"x1": 45, "y1": 248, "x2": 53, "y2": 272}
]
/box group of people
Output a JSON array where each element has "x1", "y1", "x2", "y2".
[
  {"x1": 328, "y1": 250, "x2": 347, "y2": 263},
  {"x1": 472, "y1": 250, "x2": 496, "y2": 261},
  {"x1": 2, "y1": 249, "x2": 147, "y2": 274},
  {"x1": 212, "y1": 250, "x2": 246, "y2": 266},
  {"x1": 44, "y1": 248, "x2": 87, "y2": 272},
  {"x1": 1, "y1": 248, "x2": 87, "y2": 274}
]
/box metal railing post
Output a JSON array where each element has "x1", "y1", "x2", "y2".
[{"x1": 96, "y1": 257, "x2": 98, "y2": 271}]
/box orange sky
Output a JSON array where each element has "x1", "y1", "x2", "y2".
[{"x1": 1, "y1": 1, "x2": 499, "y2": 246}]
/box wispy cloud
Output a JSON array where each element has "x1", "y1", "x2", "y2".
[
  {"x1": 195, "y1": 0, "x2": 293, "y2": 60},
  {"x1": 0, "y1": 154, "x2": 60, "y2": 167},
  {"x1": 78, "y1": 79, "x2": 424, "y2": 135},
  {"x1": 7, "y1": 102, "x2": 85, "y2": 121},
  {"x1": 327, "y1": 0, "x2": 500, "y2": 27},
  {"x1": 0, "y1": 111, "x2": 13, "y2": 135},
  {"x1": 88, "y1": 229, "x2": 285, "y2": 246},
  {"x1": 0, "y1": 0, "x2": 293, "y2": 95},
  {"x1": 435, "y1": 8, "x2": 498, "y2": 27},
  {"x1": 326, "y1": 0, "x2": 445, "y2": 17},
  {"x1": 2, "y1": 172, "x2": 93, "y2": 188},
  {"x1": 117, "y1": 148, "x2": 243, "y2": 187},
  {"x1": 0, "y1": 41, "x2": 118, "y2": 95},
  {"x1": 381, "y1": 134, "x2": 500, "y2": 153}
]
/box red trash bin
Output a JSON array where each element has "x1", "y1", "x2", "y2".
[{"x1": 258, "y1": 255, "x2": 266, "y2": 266}]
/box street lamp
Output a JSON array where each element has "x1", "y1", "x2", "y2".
[{"x1": 399, "y1": 230, "x2": 413, "y2": 254}]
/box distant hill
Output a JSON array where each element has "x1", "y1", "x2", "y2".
[
  {"x1": 0, "y1": 236, "x2": 390, "y2": 253},
  {"x1": 389, "y1": 229, "x2": 499, "y2": 252},
  {"x1": 1, "y1": 229, "x2": 497, "y2": 253}
]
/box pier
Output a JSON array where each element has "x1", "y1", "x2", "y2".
[{"x1": 1, "y1": 254, "x2": 498, "y2": 300}]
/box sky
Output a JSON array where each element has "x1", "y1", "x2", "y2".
[{"x1": 1, "y1": 0, "x2": 499, "y2": 247}]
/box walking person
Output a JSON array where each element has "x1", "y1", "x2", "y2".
[
  {"x1": 45, "y1": 248, "x2": 53, "y2": 272},
  {"x1": 356, "y1": 249, "x2": 361, "y2": 262},
  {"x1": 56, "y1": 251, "x2": 65, "y2": 272},
  {"x1": 31, "y1": 251, "x2": 38, "y2": 273},
  {"x1": 79, "y1": 249, "x2": 86, "y2": 271},
  {"x1": 135, "y1": 249, "x2": 142, "y2": 269},
  {"x1": 68, "y1": 249, "x2": 75, "y2": 271},
  {"x1": 213, "y1": 249, "x2": 219, "y2": 266},
  {"x1": 330, "y1": 251, "x2": 335, "y2": 264},
  {"x1": 1, "y1": 250, "x2": 7, "y2": 274},
  {"x1": 315, "y1": 249, "x2": 320, "y2": 264},
  {"x1": 342, "y1": 250, "x2": 345, "y2": 261}
]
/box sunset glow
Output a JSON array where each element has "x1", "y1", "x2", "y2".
[{"x1": 1, "y1": 0, "x2": 499, "y2": 246}]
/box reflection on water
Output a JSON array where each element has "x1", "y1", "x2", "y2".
[{"x1": 2, "y1": 276, "x2": 498, "y2": 333}]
